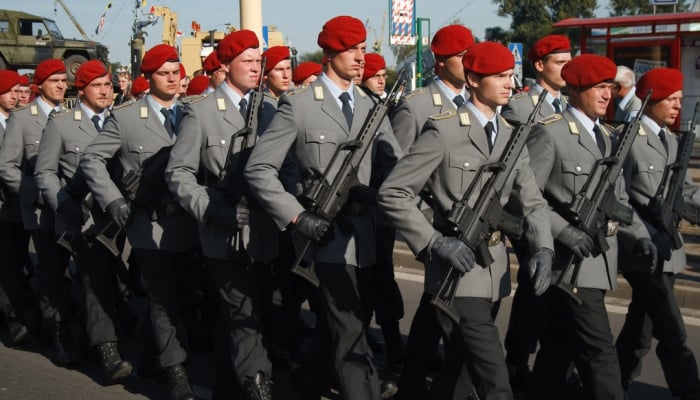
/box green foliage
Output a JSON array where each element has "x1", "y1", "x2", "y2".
[
  {"x1": 298, "y1": 50, "x2": 324, "y2": 63},
  {"x1": 608, "y1": 0, "x2": 689, "y2": 16}
]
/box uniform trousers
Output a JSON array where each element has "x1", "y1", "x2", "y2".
[
  {"x1": 133, "y1": 248, "x2": 193, "y2": 368},
  {"x1": 73, "y1": 235, "x2": 121, "y2": 346},
  {"x1": 0, "y1": 220, "x2": 26, "y2": 314},
  {"x1": 298, "y1": 262, "x2": 380, "y2": 400},
  {"x1": 530, "y1": 287, "x2": 624, "y2": 400},
  {"x1": 206, "y1": 256, "x2": 272, "y2": 383},
  {"x1": 33, "y1": 216, "x2": 72, "y2": 322},
  {"x1": 616, "y1": 271, "x2": 700, "y2": 398}
]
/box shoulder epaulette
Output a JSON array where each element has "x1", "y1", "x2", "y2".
[
  {"x1": 180, "y1": 94, "x2": 208, "y2": 105},
  {"x1": 510, "y1": 92, "x2": 529, "y2": 101},
  {"x1": 51, "y1": 109, "x2": 72, "y2": 119},
  {"x1": 112, "y1": 99, "x2": 136, "y2": 110},
  {"x1": 287, "y1": 85, "x2": 310, "y2": 97},
  {"x1": 263, "y1": 92, "x2": 277, "y2": 99},
  {"x1": 404, "y1": 87, "x2": 425, "y2": 99},
  {"x1": 539, "y1": 114, "x2": 562, "y2": 125},
  {"x1": 355, "y1": 86, "x2": 368, "y2": 97},
  {"x1": 600, "y1": 120, "x2": 621, "y2": 131},
  {"x1": 13, "y1": 104, "x2": 29, "y2": 112},
  {"x1": 428, "y1": 109, "x2": 457, "y2": 121}
]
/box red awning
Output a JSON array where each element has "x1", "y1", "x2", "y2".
[{"x1": 554, "y1": 12, "x2": 700, "y2": 29}]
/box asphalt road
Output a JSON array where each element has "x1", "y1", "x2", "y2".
[{"x1": 0, "y1": 270, "x2": 697, "y2": 400}]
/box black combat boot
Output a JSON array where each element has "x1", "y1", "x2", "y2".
[
  {"x1": 242, "y1": 372, "x2": 273, "y2": 400},
  {"x1": 2, "y1": 305, "x2": 28, "y2": 346},
  {"x1": 97, "y1": 341, "x2": 133, "y2": 382},
  {"x1": 165, "y1": 364, "x2": 195, "y2": 400},
  {"x1": 52, "y1": 321, "x2": 78, "y2": 365}
]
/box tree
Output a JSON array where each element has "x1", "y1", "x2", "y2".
[
  {"x1": 298, "y1": 50, "x2": 323, "y2": 64},
  {"x1": 608, "y1": 0, "x2": 690, "y2": 16}
]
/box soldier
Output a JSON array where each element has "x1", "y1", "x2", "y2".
[
  {"x1": 0, "y1": 69, "x2": 29, "y2": 347},
  {"x1": 178, "y1": 63, "x2": 189, "y2": 98},
  {"x1": 526, "y1": 54, "x2": 656, "y2": 400},
  {"x1": 379, "y1": 40, "x2": 553, "y2": 400},
  {"x1": 34, "y1": 60, "x2": 133, "y2": 383},
  {"x1": 361, "y1": 53, "x2": 388, "y2": 99},
  {"x1": 615, "y1": 67, "x2": 700, "y2": 400},
  {"x1": 131, "y1": 75, "x2": 149, "y2": 99},
  {"x1": 262, "y1": 45, "x2": 292, "y2": 98},
  {"x1": 166, "y1": 29, "x2": 277, "y2": 400},
  {"x1": 79, "y1": 44, "x2": 199, "y2": 400},
  {"x1": 185, "y1": 74, "x2": 210, "y2": 97},
  {"x1": 245, "y1": 15, "x2": 401, "y2": 400},
  {"x1": 202, "y1": 51, "x2": 225, "y2": 93},
  {"x1": 16, "y1": 74, "x2": 32, "y2": 107},
  {"x1": 0, "y1": 59, "x2": 78, "y2": 364},
  {"x1": 499, "y1": 33, "x2": 572, "y2": 391},
  {"x1": 612, "y1": 65, "x2": 642, "y2": 122},
  {"x1": 292, "y1": 61, "x2": 322, "y2": 87},
  {"x1": 387, "y1": 24, "x2": 475, "y2": 399}
]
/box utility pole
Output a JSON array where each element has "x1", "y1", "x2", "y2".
[{"x1": 415, "y1": 17, "x2": 430, "y2": 88}]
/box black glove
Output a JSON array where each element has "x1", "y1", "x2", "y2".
[
  {"x1": 528, "y1": 248, "x2": 554, "y2": 296},
  {"x1": 652, "y1": 231, "x2": 672, "y2": 262},
  {"x1": 634, "y1": 237, "x2": 658, "y2": 274},
  {"x1": 429, "y1": 234, "x2": 475, "y2": 274},
  {"x1": 107, "y1": 198, "x2": 131, "y2": 228},
  {"x1": 557, "y1": 224, "x2": 594, "y2": 259},
  {"x1": 57, "y1": 199, "x2": 87, "y2": 227},
  {"x1": 294, "y1": 211, "x2": 333, "y2": 243}
]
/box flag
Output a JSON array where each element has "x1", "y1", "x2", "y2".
[
  {"x1": 94, "y1": 13, "x2": 105, "y2": 35},
  {"x1": 390, "y1": 0, "x2": 416, "y2": 45},
  {"x1": 176, "y1": 30, "x2": 183, "y2": 37}
]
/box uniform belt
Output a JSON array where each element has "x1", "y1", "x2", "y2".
[{"x1": 433, "y1": 211, "x2": 502, "y2": 247}]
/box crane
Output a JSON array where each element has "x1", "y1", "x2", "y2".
[
  {"x1": 54, "y1": 0, "x2": 90, "y2": 40},
  {"x1": 365, "y1": 12, "x2": 387, "y2": 54}
]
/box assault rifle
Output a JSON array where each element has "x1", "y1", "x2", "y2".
[
  {"x1": 632, "y1": 101, "x2": 699, "y2": 256},
  {"x1": 430, "y1": 91, "x2": 548, "y2": 324},
  {"x1": 290, "y1": 73, "x2": 407, "y2": 287},
  {"x1": 217, "y1": 57, "x2": 267, "y2": 190},
  {"x1": 95, "y1": 146, "x2": 173, "y2": 256},
  {"x1": 552, "y1": 90, "x2": 652, "y2": 304}
]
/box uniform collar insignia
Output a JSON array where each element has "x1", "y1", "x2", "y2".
[
  {"x1": 569, "y1": 121, "x2": 579, "y2": 135},
  {"x1": 459, "y1": 112, "x2": 471, "y2": 126},
  {"x1": 313, "y1": 86, "x2": 324, "y2": 101},
  {"x1": 638, "y1": 125, "x2": 647, "y2": 136},
  {"x1": 74, "y1": 110, "x2": 82, "y2": 120},
  {"x1": 30, "y1": 105, "x2": 38, "y2": 116},
  {"x1": 432, "y1": 93, "x2": 442, "y2": 106},
  {"x1": 216, "y1": 97, "x2": 226, "y2": 111},
  {"x1": 140, "y1": 106, "x2": 148, "y2": 119},
  {"x1": 530, "y1": 95, "x2": 539, "y2": 105}
]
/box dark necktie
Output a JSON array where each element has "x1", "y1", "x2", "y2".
[
  {"x1": 552, "y1": 98, "x2": 561, "y2": 113},
  {"x1": 239, "y1": 98, "x2": 248, "y2": 120},
  {"x1": 339, "y1": 92, "x2": 353, "y2": 129},
  {"x1": 484, "y1": 121, "x2": 495, "y2": 152},
  {"x1": 659, "y1": 129, "x2": 668, "y2": 152},
  {"x1": 91, "y1": 115, "x2": 101, "y2": 131},
  {"x1": 453, "y1": 95, "x2": 465, "y2": 107},
  {"x1": 160, "y1": 108, "x2": 175, "y2": 136},
  {"x1": 48, "y1": 109, "x2": 57, "y2": 118},
  {"x1": 593, "y1": 125, "x2": 606, "y2": 155}
]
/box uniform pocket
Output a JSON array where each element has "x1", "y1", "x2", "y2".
[
  {"x1": 447, "y1": 152, "x2": 479, "y2": 198},
  {"x1": 561, "y1": 160, "x2": 592, "y2": 195},
  {"x1": 304, "y1": 129, "x2": 339, "y2": 170},
  {"x1": 127, "y1": 140, "x2": 157, "y2": 165},
  {"x1": 63, "y1": 141, "x2": 83, "y2": 167}
]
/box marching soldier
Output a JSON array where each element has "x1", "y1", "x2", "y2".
[
  {"x1": 79, "y1": 44, "x2": 199, "y2": 400},
  {"x1": 0, "y1": 59, "x2": 77, "y2": 364},
  {"x1": 202, "y1": 51, "x2": 225, "y2": 93},
  {"x1": 0, "y1": 69, "x2": 29, "y2": 346},
  {"x1": 245, "y1": 15, "x2": 401, "y2": 400},
  {"x1": 379, "y1": 41, "x2": 554, "y2": 400},
  {"x1": 361, "y1": 53, "x2": 388, "y2": 99},
  {"x1": 15, "y1": 74, "x2": 33, "y2": 107},
  {"x1": 165, "y1": 29, "x2": 278, "y2": 400},
  {"x1": 526, "y1": 54, "x2": 656, "y2": 400},
  {"x1": 34, "y1": 60, "x2": 133, "y2": 383},
  {"x1": 387, "y1": 24, "x2": 476, "y2": 399},
  {"x1": 262, "y1": 45, "x2": 292, "y2": 99},
  {"x1": 616, "y1": 67, "x2": 700, "y2": 399},
  {"x1": 292, "y1": 61, "x2": 322, "y2": 87},
  {"x1": 500, "y1": 33, "x2": 572, "y2": 391}
]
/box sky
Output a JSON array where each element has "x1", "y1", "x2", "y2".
[{"x1": 10, "y1": 0, "x2": 614, "y2": 68}]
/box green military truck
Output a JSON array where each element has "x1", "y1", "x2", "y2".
[{"x1": 0, "y1": 9, "x2": 109, "y2": 83}]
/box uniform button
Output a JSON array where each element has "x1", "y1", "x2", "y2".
[
  {"x1": 138, "y1": 145, "x2": 143, "y2": 150},
  {"x1": 649, "y1": 165, "x2": 654, "y2": 170},
  {"x1": 575, "y1": 166, "x2": 582, "y2": 172},
  {"x1": 75, "y1": 146, "x2": 80, "y2": 152},
  {"x1": 35, "y1": 140, "x2": 40, "y2": 145},
  {"x1": 319, "y1": 135, "x2": 325, "y2": 140},
  {"x1": 220, "y1": 139, "x2": 226, "y2": 145},
  {"x1": 463, "y1": 162, "x2": 470, "y2": 168}
]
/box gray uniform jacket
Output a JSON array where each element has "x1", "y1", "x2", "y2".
[
  {"x1": 244, "y1": 79, "x2": 401, "y2": 267},
  {"x1": 79, "y1": 96, "x2": 198, "y2": 252},
  {"x1": 378, "y1": 107, "x2": 553, "y2": 300},
  {"x1": 0, "y1": 99, "x2": 52, "y2": 230},
  {"x1": 34, "y1": 106, "x2": 108, "y2": 237},
  {"x1": 390, "y1": 80, "x2": 459, "y2": 152},
  {"x1": 0, "y1": 121, "x2": 21, "y2": 223},
  {"x1": 500, "y1": 86, "x2": 567, "y2": 124},
  {"x1": 619, "y1": 120, "x2": 700, "y2": 274},
  {"x1": 165, "y1": 86, "x2": 278, "y2": 262},
  {"x1": 527, "y1": 110, "x2": 650, "y2": 290}
]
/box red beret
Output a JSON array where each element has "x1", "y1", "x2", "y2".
[
  {"x1": 74, "y1": 60, "x2": 108, "y2": 89},
  {"x1": 34, "y1": 59, "x2": 66, "y2": 84},
  {"x1": 318, "y1": 16, "x2": 366, "y2": 52},
  {"x1": 131, "y1": 76, "x2": 149, "y2": 97},
  {"x1": 462, "y1": 42, "x2": 514, "y2": 75},
  {"x1": 292, "y1": 62, "x2": 322, "y2": 85},
  {"x1": 362, "y1": 53, "x2": 386, "y2": 81},
  {"x1": 217, "y1": 30, "x2": 259, "y2": 64},
  {"x1": 561, "y1": 54, "x2": 616, "y2": 87},
  {"x1": 262, "y1": 46, "x2": 290, "y2": 74},
  {"x1": 636, "y1": 67, "x2": 683, "y2": 101},
  {"x1": 431, "y1": 25, "x2": 475, "y2": 57},
  {"x1": 527, "y1": 35, "x2": 571, "y2": 62},
  {"x1": 186, "y1": 75, "x2": 210, "y2": 96},
  {"x1": 140, "y1": 44, "x2": 179, "y2": 74},
  {"x1": 19, "y1": 75, "x2": 30, "y2": 86},
  {"x1": 179, "y1": 63, "x2": 187, "y2": 78},
  {"x1": 0, "y1": 70, "x2": 20, "y2": 94},
  {"x1": 202, "y1": 52, "x2": 221, "y2": 75}
]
